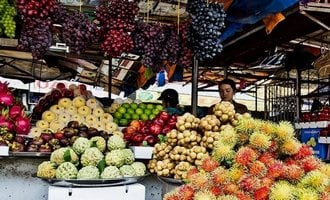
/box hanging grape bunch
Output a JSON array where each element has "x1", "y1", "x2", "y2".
[
  {"x1": 53, "y1": 7, "x2": 98, "y2": 54},
  {"x1": 160, "y1": 26, "x2": 181, "y2": 65},
  {"x1": 95, "y1": 0, "x2": 138, "y2": 57},
  {"x1": 0, "y1": 0, "x2": 16, "y2": 38},
  {"x1": 178, "y1": 20, "x2": 194, "y2": 68},
  {"x1": 187, "y1": 0, "x2": 226, "y2": 62},
  {"x1": 16, "y1": 0, "x2": 59, "y2": 59}
]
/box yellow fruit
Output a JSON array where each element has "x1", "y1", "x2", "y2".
[
  {"x1": 50, "y1": 105, "x2": 63, "y2": 115},
  {"x1": 92, "y1": 107, "x2": 105, "y2": 117},
  {"x1": 100, "y1": 113, "x2": 113, "y2": 123},
  {"x1": 66, "y1": 106, "x2": 78, "y2": 115},
  {"x1": 30, "y1": 127, "x2": 42, "y2": 137},
  {"x1": 36, "y1": 120, "x2": 50, "y2": 130},
  {"x1": 71, "y1": 114, "x2": 83, "y2": 122},
  {"x1": 58, "y1": 98, "x2": 72, "y2": 108},
  {"x1": 42, "y1": 111, "x2": 57, "y2": 123},
  {"x1": 86, "y1": 98, "x2": 100, "y2": 109},
  {"x1": 73, "y1": 96, "x2": 86, "y2": 108},
  {"x1": 85, "y1": 114, "x2": 98, "y2": 125},
  {"x1": 106, "y1": 122, "x2": 119, "y2": 133},
  {"x1": 94, "y1": 122, "x2": 105, "y2": 131},
  {"x1": 49, "y1": 120, "x2": 65, "y2": 132},
  {"x1": 57, "y1": 113, "x2": 71, "y2": 123},
  {"x1": 111, "y1": 103, "x2": 120, "y2": 110},
  {"x1": 77, "y1": 106, "x2": 91, "y2": 116}
]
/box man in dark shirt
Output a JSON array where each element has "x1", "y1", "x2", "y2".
[{"x1": 209, "y1": 79, "x2": 249, "y2": 114}]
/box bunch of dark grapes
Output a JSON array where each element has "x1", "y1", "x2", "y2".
[
  {"x1": 53, "y1": 8, "x2": 98, "y2": 54},
  {"x1": 160, "y1": 27, "x2": 181, "y2": 65},
  {"x1": 101, "y1": 29, "x2": 134, "y2": 57},
  {"x1": 177, "y1": 20, "x2": 194, "y2": 68},
  {"x1": 17, "y1": 18, "x2": 52, "y2": 59},
  {"x1": 187, "y1": 0, "x2": 226, "y2": 61},
  {"x1": 16, "y1": 0, "x2": 59, "y2": 18},
  {"x1": 95, "y1": 0, "x2": 139, "y2": 57},
  {"x1": 0, "y1": 0, "x2": 16, "y2": 38}
]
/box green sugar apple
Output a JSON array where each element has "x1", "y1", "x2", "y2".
[
  {"x1": 50, "y1": 147, "x2": 79, "y2": 166},
  {"x1": 100, "y1": 166, "x2": 122, "y2": 179},
  {"x1": 37, "y1": 161, "x2": 56, "y2": 179},
  {"x1": 77, "y1": 166, "x2": 100, "y2": 179},
  {"x1": 119, "y1": 165, "x2": 136, "y2": 177},
  {"x1": 90, "y1": 136, "x2": 106, "y2": 152},
  {"x1": 131, "y1": 162, "x2": 146, "y2": 176},
  {"x1": 72, "y1": 137, "x2": 90, "y2": 155},
  {"x1": 56, "y1": 162, "x2": 78, "y2": 179},
  {"x1": 107, "y1": 135, "x2": 126, "y2": 150},
  {"x1": 121, "y1": 149, "x2": 135, "y2": 165},
  {"x1": 80, "y1": 147, "x2": 104, "y2": 167},
  {"x1": 105, "y1": 149, "x2": 125, "y2": 168}
]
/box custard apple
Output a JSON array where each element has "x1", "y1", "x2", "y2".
[
  {"x1": 77, "y1": 166, "x2": 100, "y2": 179},
  {"x1": 131, "y1": 162, "x2": 146, "y2": 176},
  {"x1": 50, "y1": 147, "x2": 79, "y2": 166},
  {"x1": 80, "y1": 147, "x2": 104, "y2": 167},
  {"x1": 105, "y1": 149, "x2": 125, "y2": 168},
  {"x1": 37, "y1": 161, "x2": 56, "y2": 179},
  {"x1": 121, "y1": 149, "x2": 135, "y2": 165},
  {"x1": 72, "y1": 137, "x2": 90, "y2": 155},
  {"x1": 100, "y1": 166, "x2": 122, "y2": 179},
  {"x1": 90, "y1": 136, "x2": 106, "y2": 152},
  {"x1": 107, "y1": 135, "x2": 126, "y2": 150},
  {"x1": 119, "y1": 165, "x2": 136, "y2": 177},
  {"x1": 56, "y1": 162, "x2": 78, "y2": 179}
]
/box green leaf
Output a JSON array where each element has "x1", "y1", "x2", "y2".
[
  {"x1": 158, "y1": 135, "x2": 168, "y2": 143},
  {"x1": 142, "y1": 141, "x2": 148, "y2": 146},
  {"x1": 63, "y1": 149, "x2": 72, "y2": 162},
  {"x1": 90, "y1": 141, "x2": 97, "y2": 148},
  {"x1": 97, "y1": 159, "x2": 106, "y2": 173},
  {"x1": 144, "y1": 67, "x2": 153, "y2": 79}
]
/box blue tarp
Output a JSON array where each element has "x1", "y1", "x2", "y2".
[{"x1": 219, "y1": 0, "x2": 299, "y2": 42}]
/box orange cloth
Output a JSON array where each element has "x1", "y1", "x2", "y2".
[
  {"x1": 137, "y1": 65, "x2": 148, "y2": 88},
  {"x1": 210, "y1": 0, "x2": 233, "y2": 10},
  {"x1": 263, "y1": 12, "x2": 286, "y2": 34}
]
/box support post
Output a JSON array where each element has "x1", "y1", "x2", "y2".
[
  {"x1": 296, "y1": 69, "x2": 302, "y2": 122},
  {"x1": 192, "y1": 56, "x2": 198, "y2": 116},
  {"x1": 108, "y1": 56, "x2": 112, "y2": 100}
]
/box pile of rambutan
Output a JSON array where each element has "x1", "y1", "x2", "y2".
[{"x1": 163, "y1": 117, "x2": 330, "y2": 200}]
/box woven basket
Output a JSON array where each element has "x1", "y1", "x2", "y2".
[{"x1": 313, "y1": 51, "x2": 330, "y2": 78}]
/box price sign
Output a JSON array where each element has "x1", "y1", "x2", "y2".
[{"x1": 0, "y1": 146, "x2": 9, "y2": 156}]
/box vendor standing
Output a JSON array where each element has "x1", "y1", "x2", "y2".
[
  {"x1": 158, "y1": 89, "x2": 184, "y2": 115},
  {"x1": 209, "y1": 79, "x2": 249, "y2": 114}
]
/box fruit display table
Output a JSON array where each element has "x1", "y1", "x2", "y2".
[{"x1": 0, "y1": 157, "x2": 163, "y2": 200}]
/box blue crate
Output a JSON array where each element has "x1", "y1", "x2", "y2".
[{"x1": 300, "y1": 128, "x2": 328, "y2": 160}]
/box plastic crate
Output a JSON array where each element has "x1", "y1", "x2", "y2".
[{"x1": 300, "y1": 128, "x2": 328, "y2": 160}]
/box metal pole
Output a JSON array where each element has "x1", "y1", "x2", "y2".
[
  {"x1": 108, "y1": 56, "x2": 112, "y2": 100},
  {"x1": 192, "y1": 56, "x2": 198, "y2": 116},
  {"x1": 264, "y1": 85, "x2": 268, "y2": 120},
  {"x1": 255, "y1": 85, "x2": 257, "y2": 112},
  {"x1": 224, "y1": 66, "x2": 228, "y2": 79},
  {"x1": 296, "y1": 69, "x2": 302, "y2": 122}
]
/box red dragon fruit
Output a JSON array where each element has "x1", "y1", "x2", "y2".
[
  {"x1": 0, "y1": 91, "x2": 14, "y2": 106},
  {"x1": 9, "y1": 105, "x2": 24, "y2": 120},
  {"x1": 0, "y1": 111, "x2": 14, "y2": 131},
  {"x1": 0, "y1": 81, "x2": 9, "y2": 92},
  {"x1": 15, "y1": 114, "x2": 31, "y2": 135}
]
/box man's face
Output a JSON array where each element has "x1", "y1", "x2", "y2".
[{"x1": 219, "y1": 84, "x2": 234, "y2": 101}]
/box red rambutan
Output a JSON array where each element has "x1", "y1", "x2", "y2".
[
  {"x1": 283, "y1": 157, "x2": 298, "y2": 165},
  {"x1": 258, "y1": 152, "x2": 276, "y2": 167},
  {"x1": 320, "y1": 192, "x2": 330, "y2": 200},
  {"x1": 212, "y1": 167, "x2": 230, "y2": 185},
  {"x1": 300, "y1": 156, "x2": 321, "y2": 172},
  {"x1": 267, "y1": 161, "x2": 284, "y2": 179},
  {"x1": 239, "y1": 175, "x2": 261, "y2": 192},
  {"x1": 236, "y1": 191, "x2": 253, "y2": 200},
  {"x1": 260, "y1": 176, "x2": 274, "y2": 188},
  {"x1": 235, "y1": 147, "x2": 258, "y2": 166},
  {"x1": 253, "y1": 187, "x2": 269, "y2": 200},
  {"x1": 249, "y1": 161, "x2": 267, "y2": 177},
  {"x1": 223, "y1": 183, "x2": 240, "y2": 195},
  {"x1": 282, "y1": 164, "x2": 304, "y2": 182},
  {"x1": 293, "y1": 144, "x2": 313, "y2": 160},
  {"x1": 164, "y1": 192, "x2": 180, "y2": 200},
  {"x1": 268, "y1": 140, "x2": 279, "y2": 152},
  {"x1": 178, "y1": 185, "x2": 195, "y2": 200},
  {"x1": 189, "y1": 172, "x2": 210, "y2": 189},
  {"x1": 200, "y1": 157, "x2": 219, "y2": 172},
  {"x1": 210, "y1": 186, "x2": 222, "y2": 196},
  {"x1": 186, "y1": 167, "x2": 199, "y2": 182}
]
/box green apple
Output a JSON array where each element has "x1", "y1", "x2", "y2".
[
  {"x1": 127, "y1": 108, "x2": 135, "y2": 114},
  {"x1": 121, "y1": 103, "x2": 130, "y2": 109},
  {"x1": 118, "y1": 107, "x2": 126, "y2": 114},
  {"x1": 131, "y1": 113, "x2": 140, "y2": 120},
  {"x1": 113, "y1": 118, "x2": 119, "y2": 124},
  {"x1": 144, "y1": 109, "x2": 152, "y2": 116},
  {"x1": 139, "y1": 103, "x2": 146, "y2": 109},
  {"x1": 140, "y1": 114, "x2": 149, "y2": 121},
  {"x1": 119, "y1": 118, "x2": 129, "y2": 126},
  {"x1": 155, "y1": 104, "x2": 164, "y2": 111},
  {"x1": 149, "y1": 114, "x2": 156, "y2": 120},
  {"x1": 123, "y1": 113, "x2": 132, "y2": 120},
  {"x1": 130, "y1": 103, "x2": 138, "y2": 110},
  {"x1": 146, "y1": 103, "x2": 154, "y2": 110},
  {"x1": 113, "y1": 112, "x2": 123, "y2": 119},
  {"x1": 135, "y1": 108, "x2": 143, "y2": 115},
  {"x1": 152, "y1": 109, "x2": 160, "y2": 115}
]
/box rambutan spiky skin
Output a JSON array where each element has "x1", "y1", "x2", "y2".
[
  {"x1": 236, "y1": 191, "x2": 253, "y2": 200},
  {"x1": 211, "y1": 167, "x2": 230, "y2": 185},
  {"x1": 212, "y1": 142, "x2": 235, "y2": 162},
  {"x1": 189, "y1": 172, "x2": 210, "y2": 190},
  {"x1": 249, "y1": 161, "x2": 267, "y2": 177},
  {"x1": 260, "y1": 176, "x2": 274, "y2": 188},
  {"x1": 186, "y1": 167, "x2": 199, "y2": 181},
  {"x1": 292, "y1": 144, "x2": 313, "y2": 160},
  {"x1": 236, "y1": 117, "x2": 257, "y2": 134},
  {"x1": 275, "y1": 121, "x2": 295, "y2": 141},
  {"x1": 163, "y1": 191, "x2": 180, "y2": 200},
  {"x1": 178, "y1": 185, "x2": 195, "y2": 200},
  {"x1": 267, "y1": 161, "x2": 284, "y2": 179},
  {"x1": 299, "y1": 170, "x2": 330, "y2": 192},
  {"x1": 258, "y1": 152, "x2": 276, "y2": 167},
  {"x1": 268, "y1": 140, "x2": 279, "y2": 153},
  {"x1": 280, "y1": 138, "x2": 301, "y2": 155},
  {"x1": 249, "y1": 131, "x2": 271, "y2": 151},
  {"x1": 319, "y1": 164, "x2": 330, "y2": 177},
  {"x1": 217, "y1": 194, "x2": 239, "y2": 200},
  {"x1": 209, "y1": 186, "x2": 222, "y2": 196},
  {"x1": 228, "y1": 165, "x2": 245, "y2": 182},
  {"x1": 299, "y1": 156, "x2": 322, "y2": 172},
  {"x1": 295, "y1": 188, "x2": 319, "y2": 200},
  {"x1": 320, "y1": 192, "x2": 330, "y2": 200},
  {"x1": 258, "y1": 121, "x2": 276, "y2": 136},
  {"x1": 235, "y1": 147, "x2": 258, "y2": 166},
  {"x1": 253, "y1": 187, "x2": 269, "y2": 200},
  {"x1": 269, "y1": 181, "x2": 295, "y2": 200},
  {"x1": 193, "y1": 190, "x2": 217, "y2": 200},
  {"x1": 282, "y1": 164, "x2": 304, "y2": 183},
  {"x1": 200, "y1": 157, "x2": 219, "y2": 172},
  {"x1": 218, "y1": 127, "x2": 238, "y2": 147},
  {"x1": 223, "y1": 183, "x2": 240, "y2": 195},
  {"x1": 239, "y1": 175, "x2": 261, "y2": 192}
]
